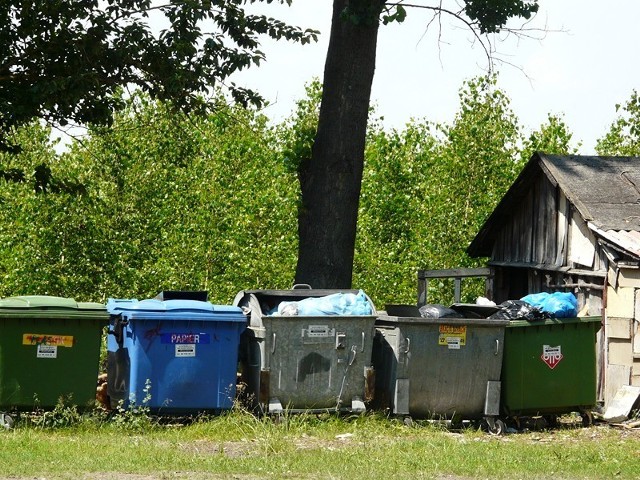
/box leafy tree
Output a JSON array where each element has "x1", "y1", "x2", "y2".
[
  {"x1": 355, "y1": 75, "x2": 527, "y2": 306},
  {"x1": 520, "y1": 113, "x2": 579, "y2": 161},
  {"x1": 355, "y1": 120, "x2": 440, "y2": 305},
  {"x1": 596, "y1": 90, "x2": 640, "y2": 156},
  {"x1": 0, "y1": 95, "x2": 299, "y2": 302},
  {"x1": 434, "y1": 75, "x2": 522, "y2": 237},
  {"x1": 0, "y1": 123, "x2": 105, "y2": 296},
  {"x1": 0, "y1": 0, "x2": 318, "y2": 152},
  {"x1": 77, "y1": 96, "x2": 299, "y2": 302},
  {"x1": 0, "y1": 74, "x2": 583, "y2": 308},
  {"x1": 296, "y1": 0, "x2": 539, "y2": 288},
  {"x1": 276, "y1": 79, "x2": 322, "y2": 175}
]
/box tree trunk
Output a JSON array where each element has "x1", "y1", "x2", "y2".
[{"x1": 295, "y1": 0, "x2": 384, "y2": 288}]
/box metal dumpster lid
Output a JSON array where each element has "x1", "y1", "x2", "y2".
[
  {"x1": 376, "y1": 314, "x2": 510, "y2": 327},
  {"x1": 235, "y1": 288, "x2": 366, "y2": 299},
  {"x1": 233, "y1": 288, "x2": 377, "y2": 315},
  {"x1": 449, "y1": 303, "x2": 502, "y2": 318},
  {"x1": 0, "y1": 295, "x2": 105, "y2": 311}
]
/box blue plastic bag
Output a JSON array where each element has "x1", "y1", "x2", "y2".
[
  {"x1": 275, "y1": 290, "x2": 372, "y2": 316},
  {"x1": 520, "y1": 292, "x2": 578, "y2": 318}
]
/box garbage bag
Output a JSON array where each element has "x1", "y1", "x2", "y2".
[
  {"x1": 520, "y1": 292, "x2": 578, "y2": 318},
  {"x1": 488, "y1": 300, "x2": 548, "y2": 321},
  {"x1": 275, "y1": 290, "x2": 372, "y2": 316},
  {"x1": 419, "y1": 304, "x2": 459, "y2": 319}
]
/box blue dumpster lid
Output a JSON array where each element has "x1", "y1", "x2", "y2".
[{"x1": 107, "y1": 298, "x2": 246, "y2": 322}]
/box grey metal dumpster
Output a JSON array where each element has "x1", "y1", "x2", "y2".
[
  {"x1": 373, "y1": 312, "x2": 509, "y2": 432},
  {"x1": 233, "y1": 287, "x2": 377, "y2": 415}
]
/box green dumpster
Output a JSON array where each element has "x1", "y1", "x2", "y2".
[
  {"x1": 501, "y1": 316, "x2": 602, "y2": 422},
  {"x1": 0, "y1": 296, "x2": 109, "y2": 412}
]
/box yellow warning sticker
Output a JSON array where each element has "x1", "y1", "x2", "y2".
[
  {"x1": 438, "y1": 325, "x2": 466, "y2": 347},
  {"x1": 23, "y1": 334, "x2": 74, "y2": 348}
]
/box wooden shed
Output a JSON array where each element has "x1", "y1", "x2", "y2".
[{"x1": 464, "y1": 152, "x2": 640, "y2": 407}]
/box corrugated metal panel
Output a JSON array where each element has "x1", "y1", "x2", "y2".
[{"x1": 589, "y1": 224, "x2": 640, "y2": 259}]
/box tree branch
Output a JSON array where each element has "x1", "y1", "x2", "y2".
[{"x1": 387, "y1": 1, "x2": 493, "y2": 70}]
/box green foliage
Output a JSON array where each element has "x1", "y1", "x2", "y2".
[
  {"x1": 1, "y1": 0, "x2": 319, "y2": 151},
  {"x1": 276, "y1": 79, "x2": 322, "y2": 174},
  {"x1": 521, "y1": 113, "x2": 580, "y2": 161},
  {"x1": 28, "y1": 396, "x2": 83, "y2": 429},
  {"x1": 0, "y1": 74, "x2": 584, "y2": 308},
  {"x1": 435, "y1": 75, "x2": 522, "y2": 234},
  {"x1": 596, "y1": 90, "x2": 640, "y2": 156},
  {"x1": 464, "y1": 0, "x2": 539, "y2": 34},
  {"x1": 0, "y1": 123, "x2": 104, "y2": 296},
  {"x1": 382, "y1": 4, "x2": 407, "y2": 25},
  {"x1": 108, "y1": 380, "x2": 158, "y2": 432},
  {"x1": 0, "y1": 94, "x2": 299, "y2": 303},
  {"x1": 355, "y1": 75, "x2": 525, "y2": 305},
  {"x1": 355, "y1": 121, "x2": 441, "y2": 305}
]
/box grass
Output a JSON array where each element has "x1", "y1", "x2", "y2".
[{"x1": 1, "y1": 408, "x2": 639, "y2": 479}]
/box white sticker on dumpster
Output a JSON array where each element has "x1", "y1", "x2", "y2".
[
  {"x1": 446, "y1": 337, "x2": 461, "y2": 349},
  {"x1": 37, "y1": 344, "x2": 57, "y2": 359},
  {"x1": 438, "y1": 325, "x2": 466, "y2": 348},
  {"x1": 175, "y1": 344, "x2": 196, "y2": 357},
  {"x1": 304, "y1": 325, "x2": 335, "y2": 338}
]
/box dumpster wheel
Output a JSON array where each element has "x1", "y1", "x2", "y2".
[
  {"x1": 543, "y1": 414, "x2": 559, "y2": 429},
  {"x1": 580, "y1": 410, "x2": 593, "y2": 427},
  {"x1": 0, "y1": 413, "x2": 14, "y2": 430},
  {"x1": 484, "y1": 417, "x2": 506, "y2": 435},
  {"x1": 402, "y1": 416, "x2": 414, "y2": 427}
]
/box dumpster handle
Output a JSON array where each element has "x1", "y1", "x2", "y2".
[
  {"x1": 361, "y1": 332, "x2": 365, "y2": 352},
  {"x1": 404, "y1": 337, "x2": 411, "y2": 354},
  {"x1": 272, "y1": 333, "x2": 276, "y2": 354},
  {"x1": 336, "y1": 345, "x2": 358, "y2": 411},
  {"x1": 495, "y1": 339, "x2": 499, "y2": 356},
  {"x1": 348, "y1": 344, "x2": 357, "y2": 365},
  {"x1": 292, "y1": 284, "x2": 312, "y2": 290},
  {"x1": 108, "y1": 316, "x2": 129, "y2": 345}
]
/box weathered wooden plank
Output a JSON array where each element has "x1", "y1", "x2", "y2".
[
  {"x1": 608, "y1": 286, "x2": 636, "y2": 318},
  {"x1": 525, "y1": 188, "x2": 535, "y2": 263},
  {"x1": 617, "y1": 268, "x2": 640, "y2": 288},
  {"x1": 417, "y1": 268, "x2": 492, "y2": 279},
  {"x1": 609, "y1": 338, "x2": 634, "y2": 366},
  {"x1": 545, "y1": 179, "x2": 559, "y2": 264},
  {"x1": 605, "y1": 364, "x2": 631, "y2": 408},
  {"x1": 555, "y1": 190, "x2": 569, "y2": 266},
  {"x1": 633, "y1": 290, "x2": 640, "y2": 355},
  {"x1": 607, "y1": 317, "x2": 632, "y2": 339},
  {"x1": 534, "y1": 176, "x2": 546, "y2": 264},
  {"x1": 569, "y1": 212, "x2": 596, "y2": 268}
]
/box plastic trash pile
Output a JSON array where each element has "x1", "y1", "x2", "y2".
[{"x1": 273, "y1": 290, "x2": 372, "y2": 316}]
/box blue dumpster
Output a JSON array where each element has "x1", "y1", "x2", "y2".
[{"x1": 106, "y1": 298, "x2": 246, "y2": 414}]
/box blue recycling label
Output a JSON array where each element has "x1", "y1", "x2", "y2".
[{"x1": 161, "y1": 333, "x2": 210, "y2": 344}]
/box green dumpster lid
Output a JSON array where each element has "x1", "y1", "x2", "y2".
[
  {"x1": 507, "y1": 315, "x2": 602, "y2": 328},
  {"x1": 0, "y1": 295, "x2": 105, "y2": 311}
]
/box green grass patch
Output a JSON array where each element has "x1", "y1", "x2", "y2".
[{"x1": 0, "y1": 411, "x2": 638, "y2": 479}]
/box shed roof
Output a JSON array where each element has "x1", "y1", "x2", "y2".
[{"x1": 467, "y1": 152, "x2": 640, "y2": 258}]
